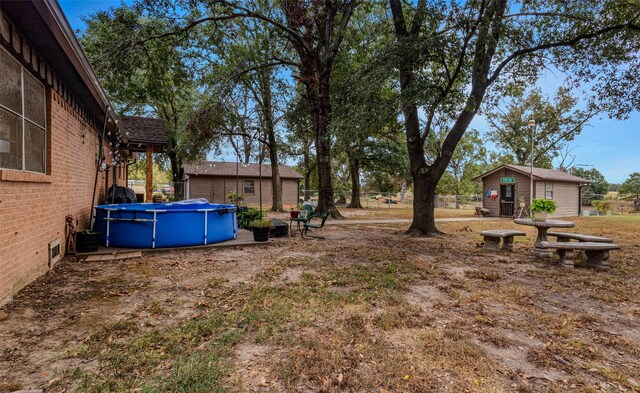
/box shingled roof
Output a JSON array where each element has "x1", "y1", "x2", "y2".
[
  {"x1": 474, "y1": 164, "x2": 590, "y2": 183},
  {"x1": 183, "y1": 161, "x2": 304, "y2": 179},
  {"x1": 118, "y1": 116, "x2": 166, "y2": 146}
]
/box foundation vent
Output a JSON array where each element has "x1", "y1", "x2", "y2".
[{"x1": 49, "y1": 239, "x2": 61, "y2": 267}]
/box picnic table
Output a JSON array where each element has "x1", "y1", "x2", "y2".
[{"x1": 514, "y1": 218, "x2": 575, "y2": 257}]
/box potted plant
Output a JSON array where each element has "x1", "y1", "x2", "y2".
[
  {"x1": 530, "y1": 198, "x2": 556, "y2": 221},
  {"x1": 227, "y1": 192, "x2": 244, "y2": 206},
  {"x1": 76, "y1": 229, "x2": 101, "y2": 253},
  {"x1": 290, "y1": 207, "x2": 299, "y2": 218},
  {"x1": 297, "y1": 204, "x2": 309, "y2": 219},
  {"x1": 152, "y1": 193, "x2": 163, "y2": 203},
  {"x1": 250, "y1": 218, "x2": 273, "y2": 242}
]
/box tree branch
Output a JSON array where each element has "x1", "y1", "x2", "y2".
[{"x1": 488, "y1": 20, "x2": 640, "y2": 85}]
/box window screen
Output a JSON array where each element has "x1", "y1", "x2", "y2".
[
  {"x1": 0, "y1": 47, "x2": 46, "y2": 173},
  {"x1": 545, "y1": 183, "x2": 553, "y2": 199},
  {"x1": 244, "y1": 179, "x2": 255, "y2": 194},
  {"x1": 0, "y1": 108, "x2": 22, "y2": 169}
]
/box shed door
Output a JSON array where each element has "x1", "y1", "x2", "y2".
[{"x1": 500, "y1": 184, "x2": 515, "y2": 217}]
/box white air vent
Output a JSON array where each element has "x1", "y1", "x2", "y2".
[{"x1": 49, "y1": 239, "x2": 61, "y2": 267}]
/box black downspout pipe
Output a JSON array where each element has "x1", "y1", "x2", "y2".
[{"x1": 89, "y1": 105, "x2": 111, "y2": 230}]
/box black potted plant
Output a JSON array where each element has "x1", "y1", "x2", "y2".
[
  {"x1": 250, "y1": 218, "x2": 273, "y2": 242},
  {"x1": 76, "y1": 229, "x2": 101, "y2": 253}
]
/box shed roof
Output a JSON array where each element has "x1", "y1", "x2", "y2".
[
  {"x1": 119, "y1": 116, "x2": 167, "y2": 147},
  {"x1": 183, "y1": 161, "x2": 304, "y2": 180},
  {"x1": 474, "y1": 164, "x2": 590, "y2": 183}
]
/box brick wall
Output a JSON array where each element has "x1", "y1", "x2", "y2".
[{"x1": 0, "y1": 89, "x2": 125, "y2": 306}]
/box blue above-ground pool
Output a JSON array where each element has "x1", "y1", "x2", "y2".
[{"x1": 94, "y1": 199, "x2": 238, "y2": 248}]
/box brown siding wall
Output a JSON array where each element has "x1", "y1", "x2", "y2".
[
  {"x1": 0, "y1": 89, "x2": 125, "y2": 306},
  {"x1": 534, "y1": 181, "x2": 580, "y2": 217},
  {"x1": 187, "y1": 175, "x2": 300, "y2": 207},
  {"x1": 481, "y1": 168, "x2": 532, "y2": 217}
]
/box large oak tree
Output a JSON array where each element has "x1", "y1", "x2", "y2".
[{"x1": 388, "y1": 0, "x2": 640, "y2": 236}]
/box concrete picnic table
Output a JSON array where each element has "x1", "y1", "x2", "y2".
[{"x1": 514, "y1": 218, "x2": 575, "y2": 257}]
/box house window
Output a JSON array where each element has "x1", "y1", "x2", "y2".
[
  {"x1": 244, "y1": 179, "x2": 255, "y2": 194},
  {"x1": 0, "y1": 47, "x2": 46, "y2": 173},
  {"x1": 545, "y1": 182, "x2": 554, "y2": 199}
]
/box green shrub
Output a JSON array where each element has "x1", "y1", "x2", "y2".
[
  {"x1": 530, "y1": 198, "x2": 557, "y2": 214},
  {"x1": 237, "y1": 208, "x2": 263, "y2": 229},
  {"x1": 249, "y1": 219, "x2": 273, "y2": 229},
  {"x1": 591, "y1": 200, "x2": 611, "y2": 212}
]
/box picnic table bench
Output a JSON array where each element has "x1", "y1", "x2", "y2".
[
  {"x1": 547, "y1": 231, "x2": 614, "y2": 260},
  {"x1": 481, "y1": 230, "x2": 527, "y2": 251},
  {"x1": 539, "y1": 241, "x2": 621, "y2": 270},
  {"x1": 475, "y1": 207, "x2": 490, "y2": 217},
  {"x1": 547, "y1": 231, "x2": 613, "y2": 243}
]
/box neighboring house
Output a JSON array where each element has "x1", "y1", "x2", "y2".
[
  {"x1": 474, "y1": 164, "x2": 590, "y2": 218},
  {"x1": 183, "y1": 162, "x2": 304, "y2": 206},
  {"x1": 0, "y1": 1, "x2": 129, "y2": 305}
]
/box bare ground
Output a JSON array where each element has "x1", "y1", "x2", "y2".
[{"x1": 1, "y1": 216, "x2": 639, "y2": 392}]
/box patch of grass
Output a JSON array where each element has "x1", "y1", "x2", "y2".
[
  {"x1": 0, "y1": 382, "x2": 24, "y2": 393},
  {"x1": 146, "y1": 300, "x2": 166, "y2": 316},
  {"x1": 70, "y1": 310, "x2": 244, "y2": 391}
]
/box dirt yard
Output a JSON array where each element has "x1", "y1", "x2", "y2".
[{"x1": 1, "y1": 216, "x2": 639, "y2": 392}]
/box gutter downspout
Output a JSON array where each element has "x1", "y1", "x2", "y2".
[
  {"x1": 89, "y1": 105, "x2": 111, "y2": 230},
  {"x1": 578, "y1": 183, "x2": 586, "y2": 216}
]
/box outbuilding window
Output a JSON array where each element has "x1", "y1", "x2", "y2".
[
  {"x1": 545, "y1": 182, "x2": 554, "y2": 199},
  {"x1": 0, "y1": 47, "x2": 46, "y2": 173},
  {"x1": 244, "y1": 179, "x2": 255, "y2": 194}
]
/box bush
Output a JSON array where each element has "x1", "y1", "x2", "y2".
[
  {"x1": 237, "y1": 208, "x2": 263, "y2": 229},
  {"x1": 530, "y1": 198, "x2": 557, "y2": 214},
  {"x1": 250, "y1": 218, "x2": 273, "y2": 229},
  {"x1": 591, "y1": 200, "x2": 611, "y2": 212}
]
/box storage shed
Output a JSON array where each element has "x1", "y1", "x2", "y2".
[
  {"x1": 183, "y1": 161, "x2": 303, "y2": 206},
  {"x1": 473, "y1": 164, "x2": 590, "y2": 218}
]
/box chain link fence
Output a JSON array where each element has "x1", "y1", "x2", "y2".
[
  {"x1": 299, "y1": 189, "x2": 482, "y2": 210},
  {"x1": 127, "y1": 179, "x2": 186, "y2": 201},
  {"x1": 581, "y1": 193, "x2": 637, "y2": 215}
]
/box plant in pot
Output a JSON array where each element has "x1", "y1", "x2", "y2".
[
  {"x1": 250, "y1": 218, "x2": 273, "y2": 242},
  {"x1": 297, "y1": 204, "x2": 308, "y2": 219},
  {"x1": 290, "y1": 207, "x2": 299, "y2": 218},
  {"x1": 227, "y1": 192, "x2": 244, "y2": 206},
  {"x1": 530, "y1": 198, "x2": 556, "y2": 221},
  {"x1": 76, "y1": 229, "x2": 101, "y2": 253}
]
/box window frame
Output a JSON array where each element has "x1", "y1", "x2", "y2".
[
  {"x1": 0, "y1": 46, "x2": 47, "y2": 174},
  {"x1": 545, "y1": 182, "x2": 554, "y2": 199},
  {"x1": 243, "y1": 179, "x2": 255, "y2": 194}
]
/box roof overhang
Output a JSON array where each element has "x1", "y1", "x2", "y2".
[
  {"x1": 472, "y1": 165, "x2": 538, "y2": 182},
  {"x1": 1, "y1": 0, "x2": 118, "y2": 128}
]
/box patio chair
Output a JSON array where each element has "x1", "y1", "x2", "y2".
[{"x1": 301, "y1": 209, "x2": 331, "y2": 240}]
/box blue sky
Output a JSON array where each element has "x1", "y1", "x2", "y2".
[{"x1": 59, "y1": 0, "x2": 639, "y2": 183}]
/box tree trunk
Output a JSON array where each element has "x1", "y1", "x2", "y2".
[
  {"x1": 347, "y1": 149, "x2": 362, "y2": 208},
  {"x1": 257, "y1": 70, "x2": 284, "y2": 212},
  {"x1": 407, "y1": 172, "x2": 439, "y2": 235},
  {"x1": 302, "y1": 145, "x2": 312, "y2": 201},
  {"x1": 168, "y1": 152, "x2": 185, "y2": 200},
  {"x1": 305, "y1": 79, "x2": 342, "y2": 218}
]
